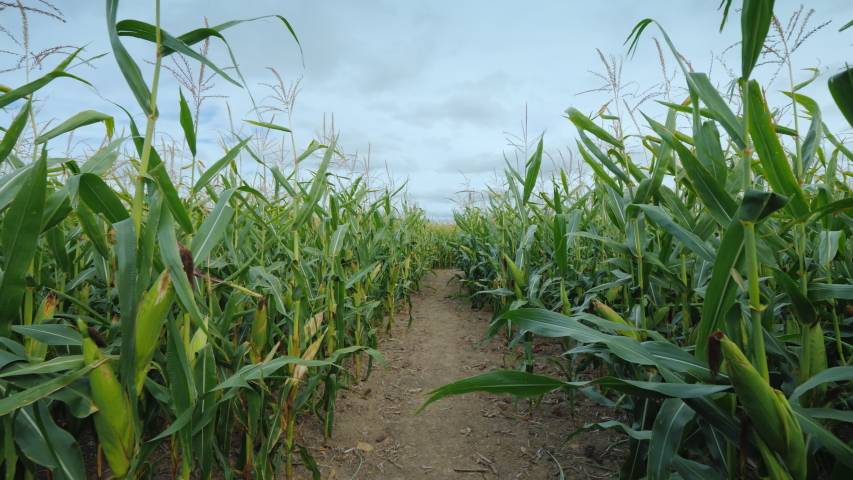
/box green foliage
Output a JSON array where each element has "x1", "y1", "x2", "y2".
[
  {"x1": 432, "y1": 4, "x2": 853, "y2": 479},
  {"x1": 0, "y1": 3, "x2": 437, "y2": 480}
]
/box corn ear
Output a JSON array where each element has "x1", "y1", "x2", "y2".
[
  {"x1": 717, "y1": 333, "x2": 805, "y2": 480},
  {"x1": 133, "y1": 269, "x2": 176, "y2": 393},
  {"x1": 249, "y1": 298, "x2": 268, "y2": 364},
  {"x1": 799, "y1": 322, "x2": 827, "y2": 406},
  {"x1": 369, "y1": 263, "x2": 383, "y2": 281},
  {"x1": 503, "y1": 254, "x2": 526, "y2": 287},
  {"x1": 79, "y1": 320, "x2": 135, "y2": 478},
  {"x1": 303, "y1": 312, "x2": 324, "y2": 339},
  {"x1": 754, "y1": 434, "x2": 795, "y2": 480},
  {"x1": 25, "y1": 292, "x2": 57, "y2": 362},
  {"x1": 774, "y1": 390, "x2": 807, "y2": 480},
  {"x1": 593, "y1": 300, "x2": 644, "y2": 341},
  {"x1": 292, "y1": 334, "x2": 325, "y2": 383}
]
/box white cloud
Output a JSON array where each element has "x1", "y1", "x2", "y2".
[{"x1": 1, "y1": 0, "x2": 847, "y2": 218}]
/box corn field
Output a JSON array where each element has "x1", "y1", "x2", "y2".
[
  {"x1": 2, "y1": 0, "x2": 853, "y2": 479},
  {"x1": 420, "y1": 3, "x2": 853, "y2": 480},
  {"x1": 0, "y1": 1, "x2": 452, "y2": 479}
]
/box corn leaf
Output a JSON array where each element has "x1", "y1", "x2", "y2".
[{"x1": 0, "y1": 152, "x2": 46, "y2": 336}]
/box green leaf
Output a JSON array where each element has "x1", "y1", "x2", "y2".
[
  {"x1": 17, "y1": 401, "x2": 85, "y2": 480},
  {"x1": 789, "y1": 366, "x2": 853, "y2": 405},
  {"x1": 190, "y1": 189, "x2": 236, "y2": 265},
  {"x1": 576, "y1": 141, "x2": 620, "y2": 191},
  {"x1": 566, "y1": 421, "x2": 651, "y2": 442},
  {"x1": 80, "y1": 137, "x2": 126, "y2": 176},
  {"x1": 157, "y1": 201, "x2": 204, "y2": 325},
  {"x1": 792, "y1": 404, "x2": 853, "y2": 470},
  {"x1": 40, "y1": 186, "x2": 72, "y2": 234},
  {"x1": 75, "y1": 202, "x2": 111, "y2": 259},
  {"x1": 686, "y1": 73, "x2": 746, "y2": 151},
  {"x1": 565, "y1": 108, "x2": 623, "y2": 149},
  {"x1": 0, "y1": 152, "x2": 46, "y2": 337},
  {"x1": 0, "y1": 356, "x2": 85, "y2": 378},
  {"x1": 816, "y1": 230, "x2": 844, "y2": 266},
  {"x1": 636, "y1": 205, "x2": 715, "y2": 263},
  {"x1": 295, "y1": 139, "x2": 324, "y2": 164},
  {"x1": 500, "y1": 309, "x2": 659, "y2": 366},
  {"x1": 747, "y1": 80, "x2": 809, "y2": 219},
  {"x1": 0, "y1": 163, "x2": 35, "y2": 213},
  {"x1": 625, "y1": 19, "x2": 746, "y2": 149},
  {"x1": 648, "y1": 399, "x2": 695, "y2": 480},
  {"x1": 117, "y1": 20, "x2": 241, "y2": 88},
  {"x1": 741, "y1": 0, "x2": 775, "y2": 80},
  {"x1": 328, "y1": 222, "x2": 351, "y2": 257},
  {"x1": 0, "y1": 359, "x2": 106, "y2": 416},
  {"x1": 14, "y1": 403, "x2": 59, "y2": 468},
  {"x1": 78, "y1": 173, "x2": 130, "y2": 223},
  {"x1": 165, "y1": 316, "x2": 196, "y2": 454},
  {"x1": 829, "y1": 65, "x2": 853, "y2": 129},
  {"x1": 120, "y1": 107, "x2": 193, "y2": 233},
  {"x1": 577, "y1": 130, "x2": 630, "y2": 183},
  {"x1": 418, "y1": 370, "x2": 729, "y2": 414},
  {"x1": 215, "y1": 357, "x2": 335, "y2": 390},
  {"x1": 771, "y1": 268, "x2": 816, "y2": 325},
  {"x1": 672, "y1": 456, "x2": 724, "y2": 480},
  {"x1": 695, "y1": 217, "x2": 744, "y2": 360},
  {"x1": 291, "y1": 135, "x2": 338, "y2": 230},
  {"x1": 417, "y1": 371, "x2": 566, "y2": 413},
  {"x1": 298, "y1": 444, "x2": 322, "y2": 480},
  {"x1": 642, "y1": 341, "x2": 728, "y2": 383},
  {"x1": 784, "y1": 92, "x2": 822, "y2": 175},
  {"x1": 0, "y1": 101, "x2": 31, "y2": 165},
  {"x1": 35, "y1": 110, "x2": 114, "y2": 145},
  {"x1": 244, "y1": 120, "x2": 291, "y2": 133},
  {"x1": 192, "y1": 137, "x2": 251, "y2": 194},
  {"x1": 522, "y1": 138, "x2": 544, "y2": 205},
  {"x1": 107, "y1": 1, "x2": 155, "y2": 117},
  {"x1": 0, "y1": 69, "x2": 92, "y2": 110},
  {"x1": 178, "y1": 89, "x2": 196, "y2": 157},
  {"x1": 113, "y1": 218, "x2": 137, "y2": 393},
  {"x1": 737, "y1": 189, "x2": 788, "y2": 224},
  {"x1": 673, "y1": 139, "x2": 737, "y2": 226},
  {"x1": 10, "y1": 325, "x2": 81, "y2": 346}
]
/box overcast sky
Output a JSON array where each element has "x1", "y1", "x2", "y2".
[{"x1": 2, "y1": 1, "x2": 851, "y2": 218}]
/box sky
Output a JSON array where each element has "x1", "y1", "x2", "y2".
[{"x1": 2, "y1": 1, "x2": 851, "y2": 219}]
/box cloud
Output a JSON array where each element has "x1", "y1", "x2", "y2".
[{"x1": 1, "y1": 0, "x2": 845, "y2": 220}]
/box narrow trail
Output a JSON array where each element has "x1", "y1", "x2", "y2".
[{"x1": 298, "y1": 270, "x2": 625, "y2": 479}]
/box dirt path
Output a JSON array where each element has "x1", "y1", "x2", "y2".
[{"x1": 298, "y1": 270, "x2": 626, "y2": 479}]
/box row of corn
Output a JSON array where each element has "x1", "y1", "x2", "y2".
[
  {"x1": 0, "y1": 2, "x2": 447, "y2": 479},
  {"x1": 431, "y1": 2, "x2": 853, "y2": 479}
]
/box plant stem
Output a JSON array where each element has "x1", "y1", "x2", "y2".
[
  {"x1": 131, "y1": 0, "x2": 163, "y2": 238},
  {"x1": 744, "y1": 222, "x2": 769, "y2": 383}
]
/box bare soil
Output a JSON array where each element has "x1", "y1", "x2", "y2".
[{"x1": 296, "y1": 270, "x2": 627, "y2": 479}]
